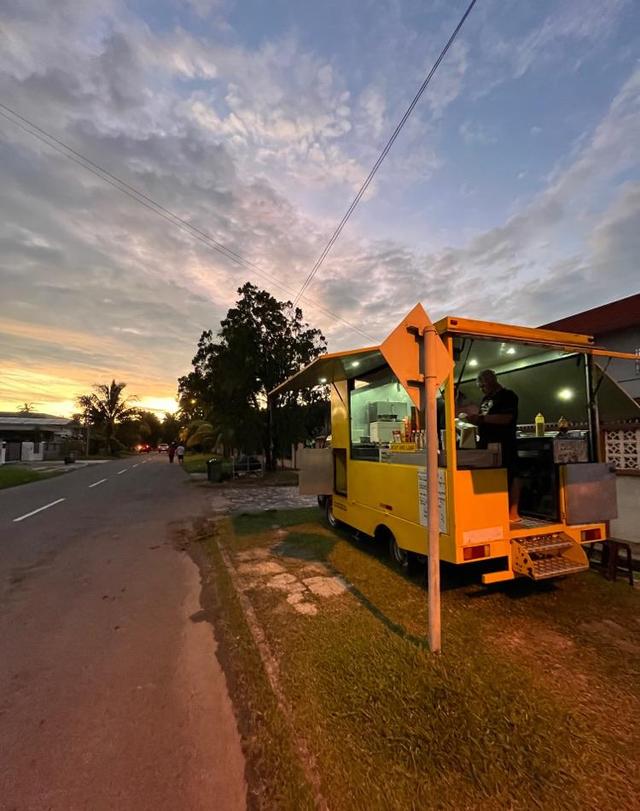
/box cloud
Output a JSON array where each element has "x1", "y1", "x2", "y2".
[
  {"x1": 512, "y1": 0, "x2": 629, "y2": 79},
  {"x1": 302, "y1": 64, "x2": 640, "y2": 335},
  {"x1": 0, "y1": 0, "x2": 638, "y2": 417},
  {"x1": 459, "y1": 120, "x2": 497, "y2": 145}
]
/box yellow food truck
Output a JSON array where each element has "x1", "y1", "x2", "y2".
[{"x1": 271, "y1": 308, "x2": 640, "y2": 584}]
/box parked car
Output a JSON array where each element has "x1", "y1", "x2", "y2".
[
  {"x1": 157, "y1": 443, "x2": 169, "y2": 453},
  {"x1": 233, "y1": 455, "x2": 263, "y2": 477},
  {"x1": 137, "y1": 443, "x2": 153, "y2": 453}
]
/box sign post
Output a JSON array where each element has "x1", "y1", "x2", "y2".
[
  {"x1": 380, "y1": 304, "x2": 451, "y2": 653},
  {"x1": 424, "y1": 324, "x2": 441, "y2": 653}
]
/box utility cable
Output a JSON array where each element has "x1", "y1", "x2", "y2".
[
  {"x1": 0, "y1": 102, "x2": 376, "y2": 342},
  {"x1": 292, "y1": 0, "x2": 479, "y2": 306}
]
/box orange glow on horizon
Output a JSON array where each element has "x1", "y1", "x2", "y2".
[{"x1": 0, "y1": 364, "x2": 179, "y2": 418}]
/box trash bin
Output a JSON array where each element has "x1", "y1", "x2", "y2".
[
  {"x1": 206, "y1": 458, "x2": 223, "y2": 483},
  {"x1": 64, "y1": 452, "x2": 76, "y2": 465}
]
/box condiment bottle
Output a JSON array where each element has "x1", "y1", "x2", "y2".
[{"x1": 535, "y1": 412, "x2": 545, "y2": 437}]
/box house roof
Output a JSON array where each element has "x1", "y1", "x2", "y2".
[
  {"x1": 541, "y1": 292, "x2": 640, "y2": 336},
  {"x1": 0, "y1": 412, "x2": 73, "y2": 430},
  {"x1": 0, "y1": 411, "x2": 65, "y2": 420}
]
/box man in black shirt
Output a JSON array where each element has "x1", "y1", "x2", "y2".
[{"x1": 466, "y1": 370, "x2": 521, "y2": 521}]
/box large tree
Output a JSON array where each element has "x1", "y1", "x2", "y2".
[
  {"x1": 161, "y1": 412, "x2": 182, "y2": 444},
  {"x1": 179, "y1": 283, "x2": 328, "y2": 465},
  {"x1": 77, "y1": 380, "x2": 139, "y2": 455}
]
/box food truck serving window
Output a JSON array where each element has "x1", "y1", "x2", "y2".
[{"x1": 349, "y1": 367, "x2": 415, "y2": 461}]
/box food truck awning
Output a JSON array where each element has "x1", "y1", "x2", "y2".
[
  {"x1": 270, "y1": 313, "x2": 640, "y2": 400},
  {"x1": 270, "y1": 346, "x2": 383, "y2": 396}
]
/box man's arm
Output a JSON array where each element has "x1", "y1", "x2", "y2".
[{"x1": 466, "y1": 413, "x2": 512, "y2": 427}]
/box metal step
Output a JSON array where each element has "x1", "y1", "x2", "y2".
[
  {"x1": 512, "y1": 532, "x2": 589, "y2": 580},
  {"x1": 530, "y1": 556, "x2": 589, "y2": 580},
  {"x1": 515, "y1": 534, "x2": 573, "y2": 555}
]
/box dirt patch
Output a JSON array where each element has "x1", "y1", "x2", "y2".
[
  {"x1": 495, "y1": 626, "x2": 575, "y2": 654},
  {"x1": 580, "y1": 619, "x2": 640, "y2": 655}
]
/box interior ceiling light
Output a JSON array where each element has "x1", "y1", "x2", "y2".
[
  {"x1": 468, "y1": 358, "x2": 479, "y2": 367},
  {"x1": 506, "y1": 347, "x2": 516, "y2": 355},
  {"x1": 557, "y1": 387, "x2": 574, "y2": 400},
  {"x1": 351, "y1": 360, "x2": 360, "y2": 368},
  {"x1": 319, "y1": 377, "x2": 328, "y2": 384}
]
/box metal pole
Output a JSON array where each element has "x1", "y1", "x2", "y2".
[
  {"x1": 267, "y1": 396, "x2": 274, "y2": 472},
  {"x1": 85, "y1": 417, "x2": 90, "y2": 458},
  {"x1": 584, "y1": 356, "x2": 600, "y2": 462},
  {"x1": 424, "y1": 326, "x2": 441, "y2": 653}
]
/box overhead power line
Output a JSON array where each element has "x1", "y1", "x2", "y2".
[
  {"x1": 0, "y1": 101, "x2": 376, "y2": 343},
  {"x1": 292, "y1": 0, "x2": 479, "y2": 306}
]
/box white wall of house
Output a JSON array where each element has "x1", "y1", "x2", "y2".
[
  {"x1": 611, "y1": 475, "x2": 640, "y2": 542},
  {"x1": 20, "y1": 441, "x2": 45, "y2": 462}
]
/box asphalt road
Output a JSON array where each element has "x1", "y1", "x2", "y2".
[{"x1": 0, "y1": 455, "x2": 246, "y2": 811}]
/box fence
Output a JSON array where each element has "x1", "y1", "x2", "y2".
[{"x1": 603, "y1": 422, "x2": 640, "y2": 475}]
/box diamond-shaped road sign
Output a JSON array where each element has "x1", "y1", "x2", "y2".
[{"x1": 380, "y1": 303, "x2": 453, "y2": 408}]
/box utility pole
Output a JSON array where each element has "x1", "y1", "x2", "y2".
[
  {"x1": 85, "y1": 415, "x2": 90, "y2": 458},
  {"x1": 424, "y1": 325, "x2": 441, "y2": 653}
]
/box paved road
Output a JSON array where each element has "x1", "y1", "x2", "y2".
[{"x1": 0, "y1": 455, "x2": 246, "y2": 811}]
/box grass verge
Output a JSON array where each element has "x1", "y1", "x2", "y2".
[
  {"x1": 198, "y1": 509, "x2": 640, "y2": 810},
  {"x1": 0, "y1": 466, "x2": 63, "y2": 489},
  {"x1": 182, "y1": 452, "x2": 222, "y2": 474}
]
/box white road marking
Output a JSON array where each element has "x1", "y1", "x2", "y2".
[
  {"x1": 132, "y1": 463, "x2": 139, "y2": 468},
  {"x1": 88, "y1": 478, "x2": 108, "y2": 489},
  {"x1": 13, "y1": 498, "x2": 66, "y2": 523},
  {"x1": 117, "y1": 469, "x2": 127, "y2": 475}
]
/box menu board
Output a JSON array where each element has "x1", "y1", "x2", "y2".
[
  {"x1": 553, "y1": 439, "x2": 588, "y2": 463},
  {"x1": 417, "y1": 468, "x2": 448, "y2": 534}
]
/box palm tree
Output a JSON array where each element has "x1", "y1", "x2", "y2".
[{"x1": 77, "y1": 380, "x2": 139, "y2": 455}]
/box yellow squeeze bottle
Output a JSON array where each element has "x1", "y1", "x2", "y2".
[{"x1": 535, "y1": 412, "x2": 545, "y2": 437}]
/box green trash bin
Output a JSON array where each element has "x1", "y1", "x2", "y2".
[{"x1": 207, "y1": 458, "x2": 223, "y2": 483}]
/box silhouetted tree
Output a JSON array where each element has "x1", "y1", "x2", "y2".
[
  {"x1": 77, "y1": 380, "x2": 139, "y2": 455},
  {"x1": 178, "y1": 283, "x2": 327, "y2": 465}
]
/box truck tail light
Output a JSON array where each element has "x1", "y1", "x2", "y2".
[
  {"x1": 463, "y1": 544, "x2": 489, "y2": 561},
  {"x1": 581, "y1": 528, "x2": 601, "y2": 541}
]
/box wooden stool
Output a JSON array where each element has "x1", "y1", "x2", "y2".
[{"x1": 589, "y1": 540, "x2": 634, "y2": 586}]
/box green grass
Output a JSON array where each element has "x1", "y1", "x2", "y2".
[
  {"x1": 232, "y1": 506, "x2": 321, "y2": 536},
  {"x1": 184, "y1": 454, "x2": 299, "y2": 485},
  {"x1": 182, "y1": 452, "x2": 221, "y2": 474},
  {"x1": 0, "y1": 466, "x2": 63, "y2": 489},
  {"x1": 199, "y1": 509, "x2": 640, "y2": 810}
]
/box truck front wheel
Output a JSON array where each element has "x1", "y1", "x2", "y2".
[
  {"x1": 325, "y1": 496, "x2": 340, "y2": 529},
  {"x1": 389, "y1": 533, "x2": 409, "y2": 569}
]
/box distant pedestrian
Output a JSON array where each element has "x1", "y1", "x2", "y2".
[
  {"x1": 168, "y1": 443, "x2": 176, "y2": 464},
  {"x1": 176, "y1": 444, "x2": 185, "y2": 465}
]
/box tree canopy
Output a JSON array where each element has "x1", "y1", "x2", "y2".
[
  {"x1": 178, "y1": 282, "x2": 328, "y2": 462},
  {"x1": 77, "y1": 380, "x2": 140, "y2": 455}
]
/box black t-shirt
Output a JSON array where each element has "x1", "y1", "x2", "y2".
[{"x1": 478, "y1": 387, "x2": 518, "y2": 461}]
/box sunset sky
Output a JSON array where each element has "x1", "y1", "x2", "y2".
[{"x1": 1, "y1": 0, "x2": 638, "y2": 417}]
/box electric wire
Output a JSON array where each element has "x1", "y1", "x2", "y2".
[
  {"x1": 292, "y1": 0, "x2": 479, "y2": 306},
  {"x1": 0, "y1": 102, "x2": 376, "y2": 342}
]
